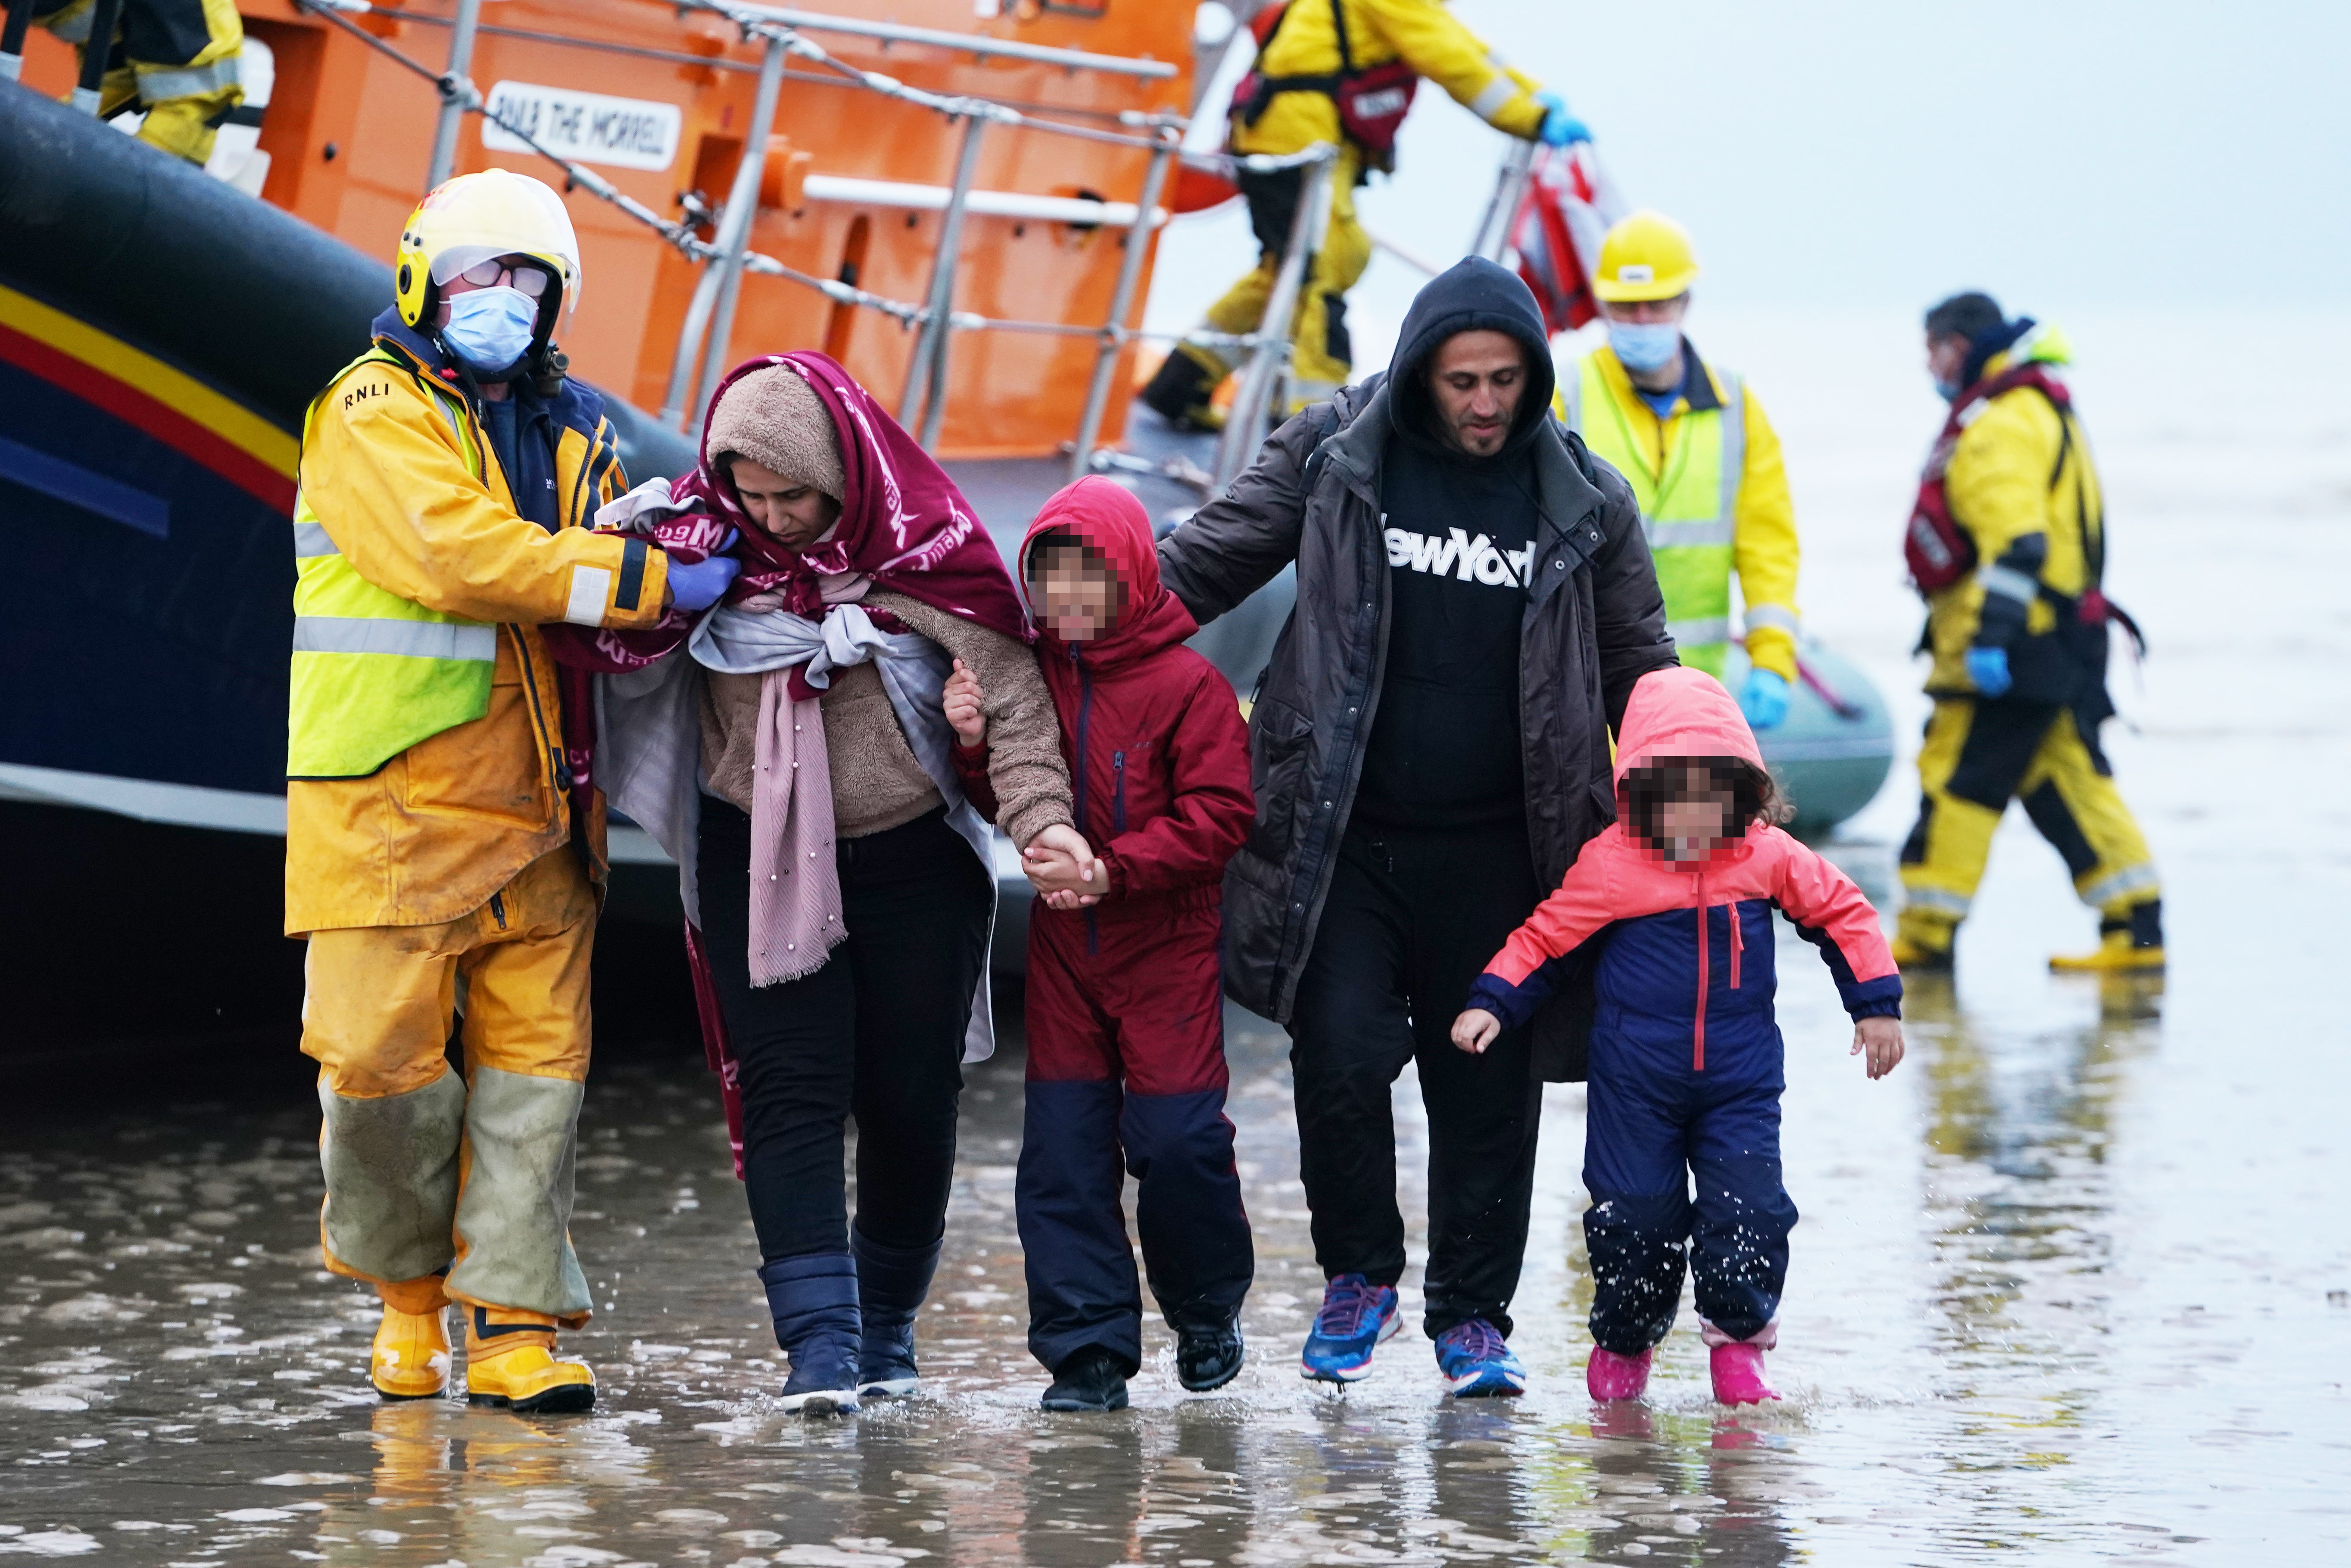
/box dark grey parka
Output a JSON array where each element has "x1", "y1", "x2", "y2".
[{"x1": 1157, "y1": 287, "x2": 1677, "y2": 1077}]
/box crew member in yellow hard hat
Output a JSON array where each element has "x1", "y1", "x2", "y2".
[
  {"x1": 1893, "y1": 292, "x2": 2162, "y2": 975},
  {"x1": 25, "y1": 0, "x2": 246, "y2": 165},
  {"x1": 1556, "y1": 210, "x2": 1801, "y2": 729},
  {"x1": 1141, "y1": 0, "x2": 1590, "y2": 428},
  {"x1": 287, "y1": 170, "x2": 739, "y2": 1412}
]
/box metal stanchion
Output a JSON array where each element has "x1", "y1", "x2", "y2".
[
  {"x1": 67, "y1": 0, "x2": 124, "y2": 113},
  {"x1": 1469, "y1": 136, "x2": 1536, "y2": 262},
  {"x1": 424, "y1": 0, "x2": 483, "y2": 190},
  {"x1": 1, "y1": 0, "x2": 37, "y2": 82},
  {"x1": 1211, "y1": 144, "x2": 1335, "y2": 491},
  {"x1": 1066, "y1": 128, "x2": 1176, "y2": 482},
  {"x1": 686, "y1": 32, "x2": 787, "y2": 424},
  {"x1": 898, "y1": 112, "x2": 985, "y2": 444}
]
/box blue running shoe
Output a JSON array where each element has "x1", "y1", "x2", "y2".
[
  {"x1": 1300, "y1": 1273, "x2": 1402, "y2": 1383},
  {"x1": 1433, "y1": 1319, "x2": 1525, "y2": 1398}
]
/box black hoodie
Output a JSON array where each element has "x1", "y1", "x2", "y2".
[{"x1": 1353, "y1": 258, "x2": 1558, "y2": 830}]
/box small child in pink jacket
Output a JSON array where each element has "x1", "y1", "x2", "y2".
[{"x1": 1454, "y1": 668, "x2": 1905, "y2": 1405}]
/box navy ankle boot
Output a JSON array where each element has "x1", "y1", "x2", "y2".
[
  {"x1": 851, "y1": 1228, "x2": 940, "y2": 1399},
  {"x1": 758, "y1": 1253, "x2": 861, "y2": 1416}
]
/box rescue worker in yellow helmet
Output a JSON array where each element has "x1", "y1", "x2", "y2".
[
  {"x1": 25, "y1": 0, "x2": 245, "y2": 165},
  {"x1": 1893, "y1": 292, "x2": 2162, "y2": 975},
  {"x1": 288, "y1": 170, "x2": 739, "y2": 1412},
  {"x1": 1141, "y1": 0, "x2": 1588, "y2": 428},
  {"x1": 1557, "y1": 210, "x2": 1802, "y2": 728}
]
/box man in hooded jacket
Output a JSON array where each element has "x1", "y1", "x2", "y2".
[{"x1": 1157, "y1": 258, "x2": 1677, "y2": 1395}]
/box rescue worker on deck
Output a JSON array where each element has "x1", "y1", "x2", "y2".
[
  {"x1": 1893, "y1": 292, "x2": 2163, "y2": 974},
  {"x1": 25, "y1": 0, "x2": 245, "y2": 165},
  {"x1": 1141, "y1": 0, "x2": 1590, "y2": 428},
  {"x1": 1558, "y1": 210, "x2": 1802, "y2": 730},
  {"x1": 287, "y1": 170, "x2": 739, "y2": 1412}
]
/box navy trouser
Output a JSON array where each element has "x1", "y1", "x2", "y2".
[
  {"x1": 1582, "y1": 1024, "x2": 1798, "y2": 1354},
  {"x1": 1018, "y1": 896, "x2": 1253, "y2": 1375}
]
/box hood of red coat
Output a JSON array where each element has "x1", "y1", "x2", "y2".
[{"x1": 1019, "y1": 477, "x2": 1196, "y2": 669}]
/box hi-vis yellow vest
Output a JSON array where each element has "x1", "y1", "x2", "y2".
[
  {"x1": 288, "y1": 349, "x2": 497, "y2": 778},
  {"x1": 1563, "y1": 352, "x2": 1743, "y2": 679}
]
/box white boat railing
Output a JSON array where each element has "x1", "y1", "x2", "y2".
[{"x1": 257, "y1": 0, "x2": 1326, "y2": 479}]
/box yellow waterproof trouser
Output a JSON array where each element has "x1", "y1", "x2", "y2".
[
  {"x1": 1181, "y1": 145, "x2": 1371, "y2": 406},
  {"x1": 302, "y1": 847, "x2": 598, "y2": 1324},
  {"x1": 1897, "y1": 698, "x2": 2158, "y2": 951}
]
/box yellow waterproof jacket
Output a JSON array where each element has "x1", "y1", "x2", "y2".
[
  {"x1": 1564, "y1": 345, "x2": 1802, "y2": 681},
  {"x1": 285, "y1": 324, "x2": 670, "y2": 936},
  {"x1": 1232, "y1": 0, "x2": 1547, "y2": 156},
  {"x1": 1924, "y1": 332, "x2": 2102, "y2": 694}
]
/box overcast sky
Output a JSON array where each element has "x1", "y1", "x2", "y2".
[{"x1": 1149, "y1": 0, "x2": 2351, "y2": 359}]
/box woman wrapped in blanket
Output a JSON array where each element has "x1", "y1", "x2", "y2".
[{"x1": 548, "y1": 355, "x2": 1086, "y2": 1414}]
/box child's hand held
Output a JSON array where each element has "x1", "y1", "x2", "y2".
[
  {"x1": 1451, "y1": 1008, "x2": 1501, "y2": 1055},
  {"x1": 944, "y1": 656, "x2": 986, "y2": 748},
  {"x1": 1851, "y1": 1015, "x2": 1905, "y2": 1080}
]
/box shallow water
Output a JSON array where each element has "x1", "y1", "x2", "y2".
[{"x1": 7, "y1": 316, "x2": 2350, "y2": 1563}]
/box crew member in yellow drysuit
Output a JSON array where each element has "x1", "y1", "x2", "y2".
[
  {"x1": 1557, "y1": 210, "x2": 1801, "y2": 728},
  {"x1": 25, "y1": 0, "x2": 245, "y2": 165},
  {"x1": 1893, "y1": 292, "x2": 2162, "y2": 975},
  {"x1": 1141, "y1": 0, "x2": 1588, "y2": 427},
  {"x1": 287, "y1": 171, "x2": 736, "y2": 1411}
]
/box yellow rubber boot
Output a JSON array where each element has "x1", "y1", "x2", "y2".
[
  {"x1": 371, "y1": 1277, "x2": 452, "y2": 1400},
  {"x1": 1889, "y1": 931, "x2": 1955, "y2": 974},
  {"x1": 2049, "y1": 930, "x2": 2165, "y2": 974},
  {"x1": 463, "y1": 1306, "x2": 596, "y2": 1415}
]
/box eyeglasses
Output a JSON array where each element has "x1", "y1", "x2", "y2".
[{"x1": 455, "y1": 259, "x2": 555, "y2": 298}]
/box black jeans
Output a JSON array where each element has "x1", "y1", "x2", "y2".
[
  {"x1": 696, "y1": 799, "x2": 992, "y2": 1262},
  {"x1": 1287, "y1": 820, "x2": 1546, "y2": 1338}
]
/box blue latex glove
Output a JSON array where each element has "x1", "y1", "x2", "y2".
[
  {"x1": 1965, "y1": 645, "x2": 2013, "y2": 697},
  {"x1": 1740, "y1": 668, "x2": 1791, "y2": 731},
  {"x1": 1534, "y1": 92, "x2": 1592, "y2": 148},
  {"x1": 668, "y1": 553, "x2": 742, "y2": 614}
]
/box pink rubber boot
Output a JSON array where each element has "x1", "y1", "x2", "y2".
[
  {"x1": 1708, "y1": 1341, "x2": 1780, "y2": 1405},
  {"x1": 1586, "y1": 1346, "x2": 1653, "y2": 1401}
]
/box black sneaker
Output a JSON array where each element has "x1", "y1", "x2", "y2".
[
  {"x1": 1041, "y1": 1346, "x2": 1131, "y2": 1412},
  {"x1": 1176, "y1": 1319, "x2": 1245, "y2": 1393}
]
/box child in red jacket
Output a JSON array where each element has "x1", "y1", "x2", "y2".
[
  {"x1": 1453, "y1": 668, "x2": 1905, "y2": 1406},
  {"x1": 946, "y1": 477, "x2": 1256, "y2": 1412}
]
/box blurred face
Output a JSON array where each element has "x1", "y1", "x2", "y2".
[
  {"x1": 1427, "y1": 330, "x2": 1528, "y2": 457},
  {"x1": 1029, "y1": 542, "x2": 1122, "y2": 643},
  {"x1": 1927, "y1": 332, "x2": 1971, "y2": 390},
  {"x1": 729, "y1": 456, "x2": 839, "y2": 551},
  {"x1": 1659, "y1": 766, "x2": 1737, "y2": 864}
]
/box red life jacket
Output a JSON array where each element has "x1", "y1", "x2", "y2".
[
  {"x1": 1905, "y1": 363, "x2": 2073, "y2": 594},
  {"x1": 1231, "y1": 0, "x2": 1421, "y2": 162}
]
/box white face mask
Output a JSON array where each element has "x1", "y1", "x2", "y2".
[
  {"x1": 1607, "y1": 321, "x2": 1681, "y2": 375},
  {"x1": 441, "y1": 286, "x2": 539, "y2": 375}
]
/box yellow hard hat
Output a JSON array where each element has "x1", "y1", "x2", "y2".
[
  {"x1": 395, "y1": 169, "x2": 583, "y2": 330},
  {"x1": 1591, "y1": 209, "x2": 1699, "y2": 303}
]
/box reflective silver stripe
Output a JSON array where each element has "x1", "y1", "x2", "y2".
[
  {"x1": 136, "y1": 55, "x2": 241, "y2": 104},
  {"x1": 1716, "y1": 371, "x2": 1745, "y2": 529},
  {"x1": 1649, "y1": 519, "x2": 1734, "y2": 549},
  {"x1": 1902, "y1": 885, "x2": 1972, "y2": 916},
  {"x1": 1469, "y1": 77, "x2": 1517, "y2": 123},
  {"x1": 1744, "y1": 604, "x2": 1800, "y2": 635},
  {"x1": 291, "y1": 617, "x2": 496, "y2": 661},
  {"x1": 1667, "y1": 616, "x2": 1732, "y2": 647},
  {"x1": 47, "y1": 2, "x2": 97, "y2": 45},
  {"x1": 1558, "y1": 370, "x2": 1582, "y2": 434},
  {"x1": 1979, "y1": 563, "x2": 2039, "y2": 604},
  {"x1": 292, "y1": 522, "x2": 340, "y2": 558},
  {"x1": 2080, "y1": 862, "x2": 2158, "y2": 909}
]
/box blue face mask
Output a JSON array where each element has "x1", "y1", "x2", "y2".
[
  {"x1": 1607, "y1": 320, "x2": 1681, "y2": 375},
  {"x1": 1934, "y1": 377, "x2": 1964, "y2": 403},
  {"x1": 441, "y1": 286, "x2": 540, "y2": 376}
]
